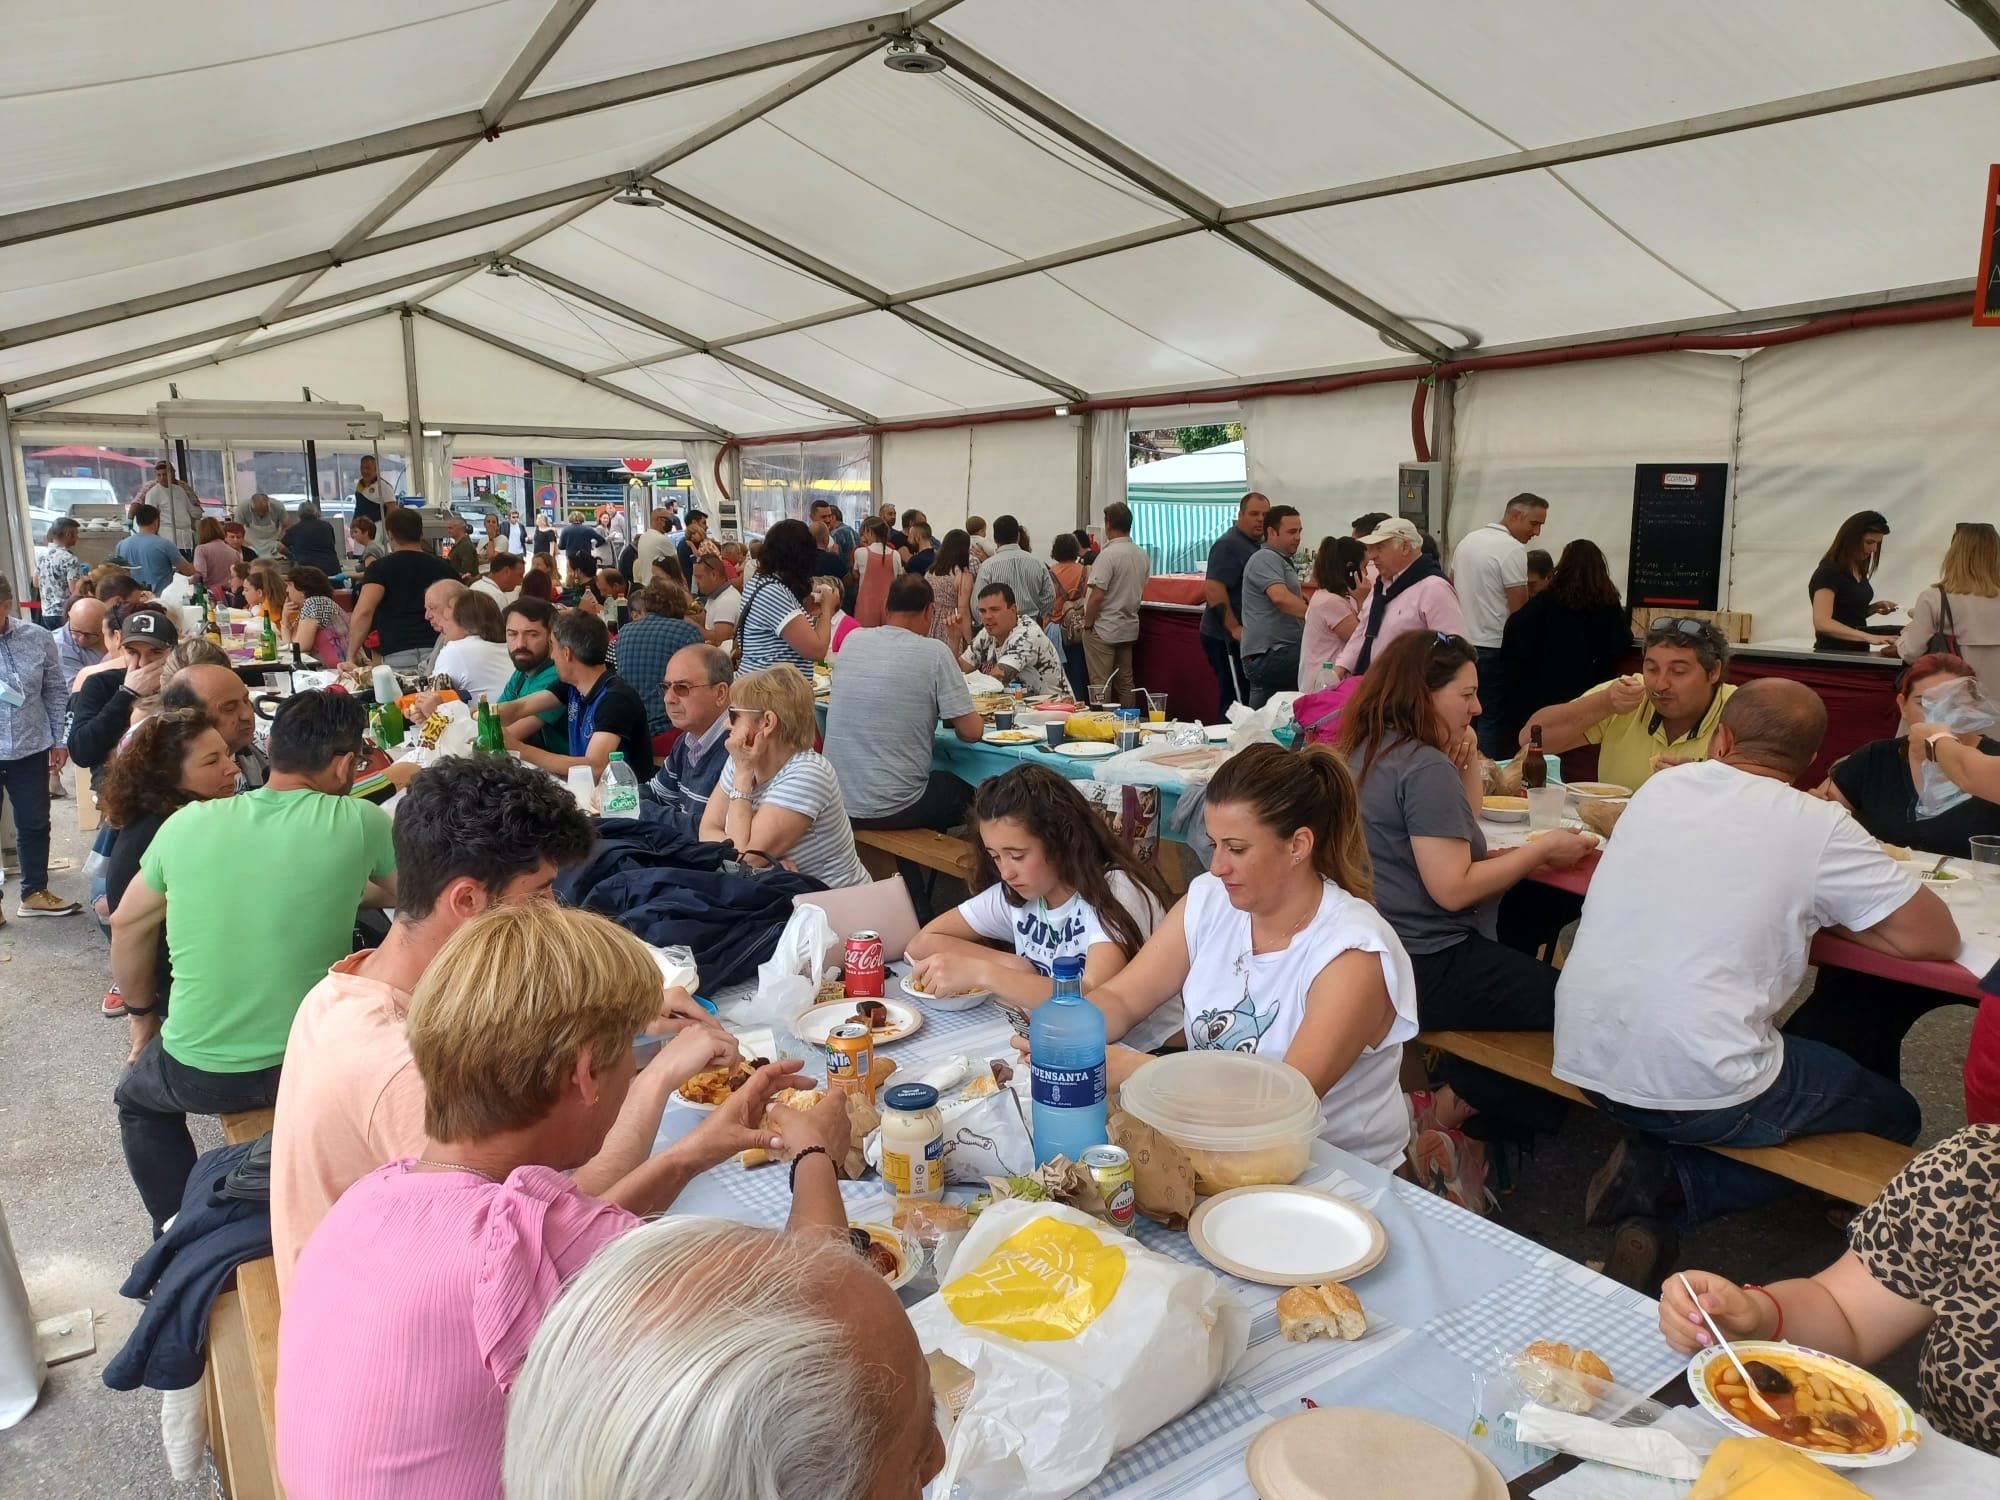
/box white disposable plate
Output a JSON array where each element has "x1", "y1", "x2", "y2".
[
  {"x1": 1480, "y1": 806, "x2": 1530, "y2": 824},
  {"x1": 1187, "y1": 1184, "x2": 1387, "y2": 1286},
  {"x1": 1051, "y1": 741, "x2": 1118, "y2": 759},
  {"x1": 897, "y1": 974, "x2": 991, "y2": 1012},
  {"x1": 1687, "y1": 1341, "x2": 1919, "y2": 1468},
  {"x1": 982, "y1": 728, "x2": 1039, "y2": 744},
  {"x1": 1564, "y1": 781, "x2": 1632, "y2": 802},
  {"x1": 852, "y1": 1223, "x2": 923, "y2": 1291},
  {"x1": 792, "y1": 997, "x2": 923, "y2": 1046},
  {"x1": 1204, "y1": 724, "x2": 1233, "y2": 741}
]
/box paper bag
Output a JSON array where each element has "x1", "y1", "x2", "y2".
[
  {"x1": 908, "y1": 1201, "x2": 1248, "y2": 1499},
  {"x1": 1107, "y1": 1111, "x2": 1195, "y2": 1228}
]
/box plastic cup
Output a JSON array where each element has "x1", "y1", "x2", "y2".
[
  {"x1": 1088, "y1": 683, "x2": 1110, "y2": 709},
  {"x1": 1968, "y1": 836, "x2": 2000, "y2": 878},
  {"x1": 993, "y1": 709, "x2": 1015, "y2": 731},
  {"x1": 1146, "y1": 692, "x2": 1168, "y2": 723},
  {"x1": 1526, "y1": 785, "x2": 1566, "y2": 832},
  {"x1": 1044, "y1": 721, "x2": 1066, "y2": 746}
]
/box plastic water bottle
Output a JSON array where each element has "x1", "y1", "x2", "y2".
[
  {"x1": 599, "y1": 752, "x2": 641, "y2": 817},
  {"x1": 1306, "y1": 659, "x2": 1338, "y2": 693},
  {"x1": 1030, "y1": 955, "x2": 1107, "y2": 1167}
]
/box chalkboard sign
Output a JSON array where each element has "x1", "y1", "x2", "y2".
[
  {"x1": 1626, "y1": 462, "x2": 1729, "y2": 611},
  {"x1": 1977, "y1": 163, "x2": 1999, "y2": 327}
]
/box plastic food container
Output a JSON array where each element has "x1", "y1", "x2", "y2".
[{"x1": 1117, "y1": 1052, "x2": 1323, "y2": 1195}]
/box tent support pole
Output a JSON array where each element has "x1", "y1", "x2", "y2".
[
  {"x1": 0, "y1": 399, "x2": 31, "y2": 604},
  {"x1": 402, "y1": 311, "x2": 429, "y2": 504}
]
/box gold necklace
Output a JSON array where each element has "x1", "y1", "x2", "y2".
[{"x1": 415, "y1": 1157, "x2": 503, "y2": 1183}]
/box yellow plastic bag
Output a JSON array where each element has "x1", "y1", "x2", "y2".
[{"x1": 1689, "y1": 1437, "x2": 1868, "y2": 1499}]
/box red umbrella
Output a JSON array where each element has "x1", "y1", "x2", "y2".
[
  {"x1": 451, "y1": 456, "x2": 529, "y2": 479},
  {"x1": 28, "y1": 444, "x2": 153, "y2": 466}
]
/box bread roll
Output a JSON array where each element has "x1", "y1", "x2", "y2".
[
  {"x1": 1518, "y1": 1342, "x2": 1614, "y2": 1413},
  {"x1": 1277, "y1": 1281, "x2": 1366, "y2": 1343},
  {"x1": 1576, "y1": 798, "x2": 1625, "y2": 839}
]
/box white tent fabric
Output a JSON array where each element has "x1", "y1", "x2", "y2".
[
  {"x1": 0, "y1": 0, "x2": 1991, "y2": 439},
  {"x1": 1245, "y1": 384, "x2": 1416, "y2": 526},
  {"x1": 1129, "y1": 440, "x2": 1245, "y2": 488}
]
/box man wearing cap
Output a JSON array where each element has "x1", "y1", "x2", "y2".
[
  {"x1": 1337, "y1": 517, "x2": 1467, "y2": 678},
  {"x1": 132, "y1": 461, "x2": 205, "y2": 553},
  {"x1": 1526, "y1": 616, "x2": 1739, "y2": 793},
  {"x1": 0, "y1": 573, "x2": 80, "y2": 918},
  {"x1": 67, "y1": 604, "x2": 180, "y2": 770}
]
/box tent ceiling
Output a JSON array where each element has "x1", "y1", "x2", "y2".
[{"x1": 4, "y1": 0, "x2": 1994, "y2": 435}]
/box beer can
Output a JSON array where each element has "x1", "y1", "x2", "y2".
[
  {"x1": 843, "y1": 930, "x2": 886, "y2": 998},
  {"x1": 1081, "y1": 1145, "x2": 1137, "y2": 1232},
  {"x1": 826, "y1": 1022, "x2": 875, "y2": 1102}
]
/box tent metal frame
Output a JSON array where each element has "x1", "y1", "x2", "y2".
[{"x1": 0, "y1": 4, "x2": 1991, "y2": 430}]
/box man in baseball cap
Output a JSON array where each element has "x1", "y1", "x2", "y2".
[
  {"x1": 1337, "y1": 516, "x2": 1466, "y2": 677},
  {"x1": 67, "y1": 603, "x2": 181, "y2": 770}
]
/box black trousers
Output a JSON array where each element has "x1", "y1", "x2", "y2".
[
  {"x1": 116, "y1": 1039, "x2": 282, "y2": 1233},
  {"x1": 1495, "y1": 881, "x2": 1585, "y2": 964},
  {"x1": 1202, "y1": 631, "x2": 1244, "y2": 720},
  {"x1": 1245, "y1": 644, "x2": 1302, "y2": 709},
  {"x1": 1781, "y1": 964, "x2": 1974, "y2": 1084},
  {"x1": 852, "y1": 772, "x2": 974, "y2": 923},
  {"x1": 1408, "y1": 934, "x2": 1569, "y2": 1141}
]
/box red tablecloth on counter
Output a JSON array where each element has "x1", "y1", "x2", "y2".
[{"x1": 1143, "y1": 574, "x2": 1208, "y2": 608}]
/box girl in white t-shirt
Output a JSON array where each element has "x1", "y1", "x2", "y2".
[
  {"x1": 905, "y1": 766, "x2": 1177, "y2": 1049},
  {"x1": 1083, "y1": 743, "x2": 1421, "y2": 1170}
]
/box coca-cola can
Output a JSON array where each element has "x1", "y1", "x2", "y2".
[{"x1": 843, "y1": 930, "x2": 886, "y2": 997}]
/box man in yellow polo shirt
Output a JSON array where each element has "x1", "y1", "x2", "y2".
[{"x1": 1525, "y1": 616, "x2": 1736, "y2": 791}]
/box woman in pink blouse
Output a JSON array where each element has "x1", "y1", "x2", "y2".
[
  {"x1": 276, "y1": 904, "x2": 854, "y2": 1500},
  {"x1": 1299, "y1": 536, "x2": 1367, "y2": 689}
]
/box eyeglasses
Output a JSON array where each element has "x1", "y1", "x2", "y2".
[{"x1": 663, "y1": 679, "x2": 718, "y2": 696}]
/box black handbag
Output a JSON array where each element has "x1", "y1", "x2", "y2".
[{"x1": 1925, "y1": 590, "x2": 1959, "y2": 656}]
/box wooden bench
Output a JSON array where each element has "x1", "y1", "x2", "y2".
[
  {"x1": 854, "y1": 827, "x2": 976, "y2": 882},
  {"x1": 1416, "y1": 1031, "x2": 1914, "y2": 1206},
  {"x1": 208, "y1": 1109, "x2": 285, "y2": 1499}
]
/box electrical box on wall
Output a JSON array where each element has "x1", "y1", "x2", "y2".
[{"x1": 1397, "y1": 463, "x2": 1439, "y2": 529}]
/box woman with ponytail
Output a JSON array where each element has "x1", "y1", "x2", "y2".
[
  {"x1": 1337, "y1": 631, "x2": 1590, "y2": 1198},
  {"x1": 1072, "y1": 741, "x2": 1422, "y2": 1171}
]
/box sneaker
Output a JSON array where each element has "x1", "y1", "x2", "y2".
[
  {"x1": 1410, "y1": 1126, "x2": 1498, "y2": 1216},
  {"x1": 102, "y1": 986, "x2": 126, "y2": 1019},
  {"x1": 1602, "y1": 1215, "x2": 1680, "y2": 1292},
  {"x1": 1585, "y1": 1135, "x2": 1680, "y2": 1227},
  {"x1": 17, "y1": 890, "x2": 82, "y2": 918}
]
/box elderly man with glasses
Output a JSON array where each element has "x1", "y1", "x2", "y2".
[
  {"x1": 1524, "y1": 615, "x2": 1737, "y2": 794},
  {"x1": 642, "y1": 644, "x2": 733, "y2": 834}
]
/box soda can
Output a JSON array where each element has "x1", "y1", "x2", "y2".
[
  {"x1": 1081, "y1": 1144, "x2": 1137, "y2": 1232},
  {"x1": 826, "y1": 1022, "x2": 875, "y2": 1102},
  {"x1": 844, "y1": 930, "x2": 886, "y2": 998}
]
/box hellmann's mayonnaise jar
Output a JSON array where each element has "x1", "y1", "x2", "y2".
[{"x1": 879, "y1": 1082, "x2": 944, "y2": 1200}]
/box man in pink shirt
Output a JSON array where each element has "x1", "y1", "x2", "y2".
[
  {"x1": 271, "y1": 754, "x2": 707, "y2": 1289},
  {"x1": 278, "y1": 903, "x2": 854, "y2": 1500},
  {"x1": 1337, "y1": 517, "x2": 1467, "y2": 678}
]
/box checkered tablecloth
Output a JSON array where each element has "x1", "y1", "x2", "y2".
[{"x1": 653, "y1": 997, "x2": 1685, "y2": 1498}]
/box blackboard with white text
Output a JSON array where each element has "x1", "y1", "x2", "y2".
[{"x1": 1626, "y1": 463, "x2": 1729, "y2": 611}]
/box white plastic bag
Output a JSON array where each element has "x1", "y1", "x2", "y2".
[
  {"x1": 730, "y1": 902, "x2": 838, "y2": 1029},
  {"x1": 1914, "y1": 675, "x2": 2000, "y2": 818},
  {"x1": 1222, "y1": 691, "x2": 1299, "y2": 747},
  {"x1": 907, "y1": 1200, "x2": 1248, "y2": 1499}
]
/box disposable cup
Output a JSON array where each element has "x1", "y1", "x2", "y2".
[{"x1": 1526, "y1": 785, "x2": 1566, "y2": 832}]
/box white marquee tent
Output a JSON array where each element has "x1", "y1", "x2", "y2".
[{"x1": 3, "y1": 1, "x2": 1998, "y2": 634}]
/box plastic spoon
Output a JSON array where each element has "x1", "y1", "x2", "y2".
[{"x1": 1678, "y1": 1273, "x2": 1783, "y2": 1423}]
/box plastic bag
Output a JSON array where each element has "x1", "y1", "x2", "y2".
[
  {"x1": 1914, "y1": 675, "x2": 2000, "y2": 818},
  {"x1": 1472, "y1": 1343, "x2": 1724, "y2": 1481},
  {"x1": 1093, "y1": 737, "x2": 1231, "y2": 792},
  {"x1": 907, "y1": 1200, "x2": 1249, "y2": 1499},
  {"x1": 1220, "y1": 691, "x2": 1298, "y2": 748},
  {"x1": 729, "y1": 902, "x2": 838, "y2": 1029}
]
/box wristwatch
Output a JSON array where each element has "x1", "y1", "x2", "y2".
[{"x1": 1925, "y1": 731, "x2": 1952, "y2": 763}]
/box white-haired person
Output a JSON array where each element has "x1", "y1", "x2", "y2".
[
  {"x1": 276, "y1": 903, "x2": 853, "y2": 1500},
  {"x1": 504, "y1": 1219, "x2": 946, "y2": 1500}
]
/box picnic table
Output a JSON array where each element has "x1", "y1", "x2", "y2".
[{"x1": 653, "y1": 983, "x2": 1684, "y2": 1498}]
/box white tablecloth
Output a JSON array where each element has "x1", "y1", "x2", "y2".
[{"x1": 655, "y1": 975, "x2": 1686, "y2": 1497}]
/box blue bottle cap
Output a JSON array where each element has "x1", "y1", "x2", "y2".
[
  {"x1": 1051, "y1": 955, "x2": 1085, "y2": 981},
  {"x1": 883, "y1": 1082, "x2": 940, "y2": 1111}
]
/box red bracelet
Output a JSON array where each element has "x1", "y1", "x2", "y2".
[{"x1": 1743, "y1": 1283, "x2": 1784, "y2": 1341}]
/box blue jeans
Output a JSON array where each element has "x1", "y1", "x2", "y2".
[
  {"x1": 1202, "y1": 630, "x2": 1242, "y2": 720},
  {"x1": 0, "y1": 749, "x2": 52, "y2": 895},
  {"x1": 1474, "y1": 646, "x2": 1508, "y2": 757},
  {"x1": 1591, "y1": 1035, "x2": 1920, "y2": 1224}
]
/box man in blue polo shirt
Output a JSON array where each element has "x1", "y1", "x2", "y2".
[
  {"x1": 111, "y1": 505, "x2": 195, "y2": 593},
  {"x1": 1199, "y1": 491, "x2": 1270, "y2": 719}
]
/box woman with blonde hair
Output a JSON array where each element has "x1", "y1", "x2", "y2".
[
  {"x1": 1898, "y1": 521, "x2": 2000, "y2": 689},
  {"x1": 243, "y1": 560, "x2": 288, "y2": 633},
  {"x1": 698, "y1": 663, "x2": 869, "y2": 887},
  {"x1": 276, "y1": 902, "x2": 852, "y2": 1500},
  {"x1": 1049, "y1": 742, "x2": 1421, "y2": 1171}
]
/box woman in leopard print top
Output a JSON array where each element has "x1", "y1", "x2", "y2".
[{"x1": 1660, "y1": 1124, "x2": 1998, "y2": 1455}]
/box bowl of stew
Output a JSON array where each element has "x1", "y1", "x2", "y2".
[{"x1": 1688, "y1": 1341, "x2": 1919, "y2": 1468}]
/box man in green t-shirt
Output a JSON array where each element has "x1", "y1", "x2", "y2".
[
  {"x1": 500, "y1": 596, "x2": 568, "y2": 753},
  {"x1": 112, "y1": 691, "x2": 396, "y2": 1231}
]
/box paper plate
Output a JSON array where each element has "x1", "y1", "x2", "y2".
[
  {"x1": 1688, "y1": 1341, "x2": 1920, "y2": 1468},
  {"x1": 982, "y1": 728, "x2": 1039, "y2": 744},
  {"x1": 1051, "y1": 741, "x2": 1118, "y2": 759},
  {"x1": 896, "y1": 973, "x2": 991, "y2": 1012},
  {"x1": 1203, "y1": 723, "x2": 1233, "y2": 742},
  {"x1": 791, "y1": 997, "x2": 922, "y2": 1046},
  {"x1": 1187, "y1": 1184, "x2": 1386, "y2": 1286},
  {"x1": 1247, "y1": 1409, "x2": 1507, "y2": 1500},
  {"x1": 1564, "y1": 780, "x2": 1632, "y2": 802}
]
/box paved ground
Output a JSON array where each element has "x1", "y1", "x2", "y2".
[{"x1": 0, "y1": 826, "x2": 1973, "y2": 1493}]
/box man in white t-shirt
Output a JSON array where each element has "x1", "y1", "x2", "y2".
[
  {"x1": 632, "y1": 509, "x2": 676, "y2": 583},
  {"x1": 693, "y1": 553, "x2": 742, "y2": 649},
  {"x1": 471, "y1": 554, "x2": 524, "y2": 609},
  {"x1": 1554, "y1": 680, "x2": 1955, "y2": 1276},
  {"x1": 132, "y1": 460, "x2": 206, "y2": 552},
  {"x1": 1449, "y1": 492, "x2": 1546, "y2": 756}
]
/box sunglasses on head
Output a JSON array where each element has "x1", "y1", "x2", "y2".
[{"x1": 1649, "y1": 616, "x2": 1708, "y2": 638}]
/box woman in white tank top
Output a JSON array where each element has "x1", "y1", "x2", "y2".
[{"x1": 1083, "y1": 743, "x2": 1420, "y2": 1170}]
